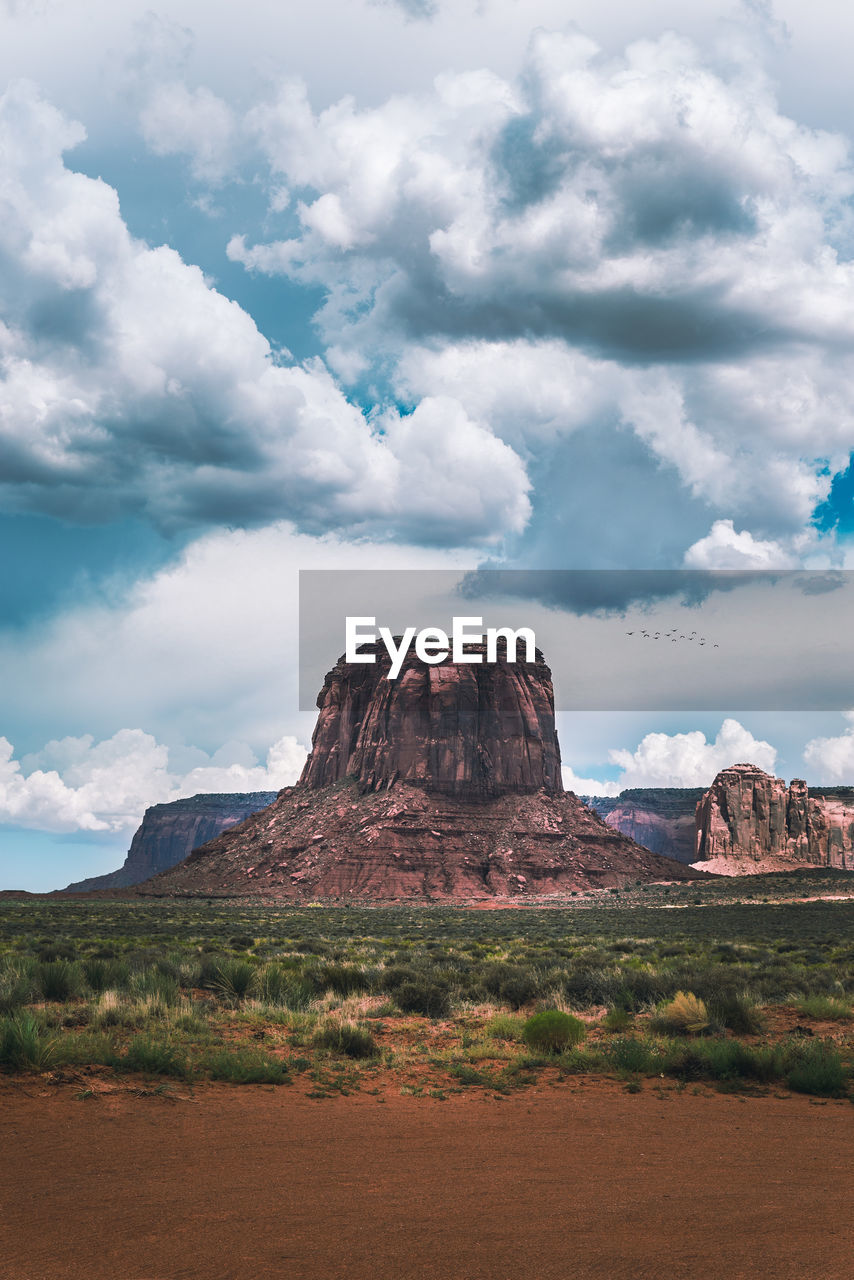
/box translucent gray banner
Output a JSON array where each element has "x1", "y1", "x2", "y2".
[{"x1": 298, "y1": 569, "x2": 854, "y2": 712}]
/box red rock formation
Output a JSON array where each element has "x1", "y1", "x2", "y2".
[
  {"x1": 694, "y1": 764, "x2": 854, "y2": 872},
  {"x1": 585, "y1": 789, "x2": 705, "y2": 864},
  {"x1": 138, "y1": 780, "x2": 701, "y2": 900},
  {"x1": 300, "y1": 641, "x2": 563, "y2": 798},
  {"x1": 138, "y1": 645, "x2": 701, "y2": 901},
  {"x1": 64, "y1": 793, "x2": 278, "y2": 892}
]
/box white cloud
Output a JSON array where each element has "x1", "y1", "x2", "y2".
[
  {"x1": 0, "y1": 80, "x2": 529, "y2": 546},
  {"x1": 561, "y1": 765, "x2": 622, "y2": 798},
  {"x1": 565, "y1": 718, "x2": 778, "y2": 794},
  {"x1": 1, "y1": 728, "x2": 307, "y2": 835},
  {"x1": 236, "y1": 34, "x2": 854, "y2": 360},
  {"x1": 139, "y1": 81, "x2": 237, "y2": 182},
  {"x1": 683, "y1": 520, "x2": 798, "y2": 568},
  {"x1": 0, "y1": 521, "x2": 472, "y2": 752},
  {"x1": 220, "y1": 31, "x2": 854, "y2": 549},
  {"x1": 803, "y1": 711, "x2": 854, "y2": 781}
]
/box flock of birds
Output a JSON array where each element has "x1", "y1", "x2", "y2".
[{"x1": 625, "y1": 628, "x2": 719, "y2": 647}]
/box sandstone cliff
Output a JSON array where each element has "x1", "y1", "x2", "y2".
[
  {"x1": 300, "y1": 640, "x2": 563, "y2": 797},
  {"x1": 137, "y1": 646, "x2": 700, "y2": 901},
  {"x1": 694, "y1": 764, "x2": 854, "y2": 873},
  {"x1": 64, "y1": 793, "x2": 278, "y2": 892},
  {"x1": 584, "y1": 789, "x2": 705, "y2": 864}
]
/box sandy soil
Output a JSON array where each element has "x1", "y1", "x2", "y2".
[{"x1": 2, "y1": 1079, "x2": 852, "y2": 1280}]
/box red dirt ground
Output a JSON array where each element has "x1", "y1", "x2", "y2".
[{"x1": 2, "y1": 1079, "x2": 852, "y2": 1280}]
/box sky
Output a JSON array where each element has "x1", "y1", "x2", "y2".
[{"x1": 2, "y1": 0, "x2": 854, "y2": 888}]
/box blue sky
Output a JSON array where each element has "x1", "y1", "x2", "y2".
[{"x1": 2, "y1": 0, "x2": 854, "y2": 889}]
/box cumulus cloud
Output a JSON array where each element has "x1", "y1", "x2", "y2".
[
  {"x1": 1, "y1": 728, "x2": 306, "y2": 834},
  {"x1": 0, "y1": 81, "x2": 529, "y2": 546},
  {"x1": 139, "y1": 81, "x2": 237, "y2": 182},
  {"x1": 803, "y1": 710, "x2": 854, "y2": 781},
  {"x1": 220, "y1": 31, "x2": 854, "y2": 548},
  {"x1": 683, "y1": 520, "x2": 798, "y2": 568},
  {"x1": 564, "y1": 718, "x2": 778, "y2": 794},
  {"x1": 0, "y1": 521, "x2": 472, "y2": 753},
  {"x1": 236, "y1": 34, "x2": 854, "y2": 360},
  {"x1": 561, "y1": 766, "x2": 623, "y2": 798}
]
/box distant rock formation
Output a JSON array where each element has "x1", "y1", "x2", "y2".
[
  {"x1": 694, "y1": 764, "x2": 854, "y2": 873},
  {"x1": 64, "y1": 793, "x2": 278, "y2": 892},
  {"x1": 584, "y1": 789, "x2": 705, "y2": 864},
  {"x1": 136, "y1": 644, "x2": 701, "y2": 901}
]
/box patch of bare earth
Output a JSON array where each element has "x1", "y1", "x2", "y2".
[{"x1": 1, "y1": 1080, "x2": 852, "y2": 1280}]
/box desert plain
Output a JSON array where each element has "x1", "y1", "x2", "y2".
[{"x1": 2, "y1": 878, "x2": 853, "y2": 1279}]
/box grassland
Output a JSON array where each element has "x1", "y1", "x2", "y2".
[{"x1": 1, "y1": 871, "x2": 852, "y2": 1100}]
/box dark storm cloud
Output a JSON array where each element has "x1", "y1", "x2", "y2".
[
  {"x1": 457, "y1": 568, "x2": 778, "y2": 616},
  {"x1": 389, "y1": 277, "x2": 786, "y2": 364}
]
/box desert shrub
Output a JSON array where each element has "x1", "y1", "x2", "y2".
[
  {"x1": 522, "y1": 1009, "x2": 586, "y2": 1055},
  {"x1": 380, "y1": 964, "x2": 419, "y2": 992},
  {"x1": 37, "y1": 944, "x2": 75, "y2": 963},
  {"x1": 313, "y1": 1020, "x2": 378, "y2": 1058},
  {"x1": 0, "y1": 1013, "x2": 58, "y2": 1071},
  {"x1": 258, "y1": 964, "x2": 313, "y2": 1010},
  {"x1": 0, "y1": 961, "x2": 36, "y2": 1014},
  {"x1": 650, "y1": 991, "x2": 710, "y2": 1035},
  {"x1": 82, "y1": 958, "x2": 111, "y2": 993},
  {"x1": 204, "y1": 1048, "x2": 290, "y2": 1084},
  {"x1": 292, "y1": 939, "x2": 328, "y2": 955},
  {"x1": 486, "y1": 1012, "x2": 525, "y2": 1041},
  {"x1": 608, "y1": 1036, "x2": 657, "y2": 1075},
  {"x1": 313, "y1": 964, "x2": 374, "y2": 997},
  {"x1": 797, "y1": 995, "x2": 852, "y2": 1021},
  {"x1": 707, "y1": 992, "x2": 764, "y2": 1035},
  {"x1": 662, "y1": 1043, "x2": 708, "y2": 1080},
  {"x1": 197, "y1": 954, "x2": 230, "y2": 989},
  {"x1": 393, "y1": 979, "x2": 451, "y2": 1018},
  {"x1": 481, "y1": 963, "x2": 540, "y2": 1009},
  {"x1": 602, "y1": 1006, "x2": 633, "y2": 1032},
  {"x1": 94, "y1": 990, "x2": 142, "y2": 1029},
  {"x1": 130, "y1": 970, "x2": 180, "y2": 1006},
  {"x1": 120, "y1": 1036, "x2": 187, "y2": 1078},
  {"x1": 213, "y1": 959, "x2": 257, "y2": 1004},
  {"x1": 694, "y1": 1038, "x2": 761, "y2": 1082},
  {"x1": 228, "y1": 935, "x2": 255, "y2": 950},
  {"x1": 785, "y1": 1041, "x2": 848, "y2": 1097},
  {"x1": 35, "y1": 960, "x2": 81, "y2": 1002}
]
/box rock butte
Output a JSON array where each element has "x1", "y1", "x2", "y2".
[
  {"x1": 694, "y1": 763, "x2": 854, "y2": 874},
  {"x1": 65, "y1": 794, "x2": 279, "y2": 893},
  {"x1": 137, "y1": 644, "x2": 700, "y2": 901}
]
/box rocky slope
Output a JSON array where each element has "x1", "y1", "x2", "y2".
[
  {"x1": 583, "y1": 789, "x2": 705, "y2": 864},
  {"x1": 65, "y1": 793, "x2": 278, "y2": 892},
  {"x1": 137, "y1": 645, "x2": 700, "y2": 901},
  {"x1": 694, "y1": 764, "x2": 854, "y2": 873}
]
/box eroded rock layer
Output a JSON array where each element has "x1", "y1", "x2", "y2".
[
  {"x1": 694, "y1": 764, "x2": 854, "y2": 872},
  {"x1": 299, "y1": 642, "x2": 563, "y2": 799},
  {"x1": 136, "y1": 643, "x2": 701, "y2": 899},
  {"x1": 584, "y1": 789, "x2": 705, "y2": 865},
  {"x1": 138, "y1": 780, "x2": 701, "y2": 900},
  {"x1": 65, "y1": 793, "x2": 278, "y2": 892}
]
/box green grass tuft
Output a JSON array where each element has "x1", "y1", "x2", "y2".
[
  {"x1": 0, "y1": 1013, "x2": 59, "y2": 1071},
  {"x1": 314, "y1": 1020, "x2": 378, "y2": 1058},
  {"x1": 522, "y1": 1009, "x2": 586, "y2": 1055}
]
